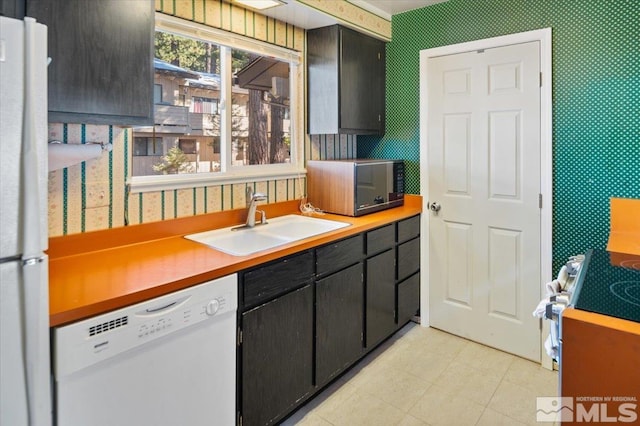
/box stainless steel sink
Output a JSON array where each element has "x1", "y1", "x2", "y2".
[{"x1": 185, "y1": 214, "x2": 350, "y2": 256}]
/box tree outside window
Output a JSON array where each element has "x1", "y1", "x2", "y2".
[{"x1": 132, "y1": 30, "x2": 292, "y2": 178}]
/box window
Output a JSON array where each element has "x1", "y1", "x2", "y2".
[
  {"x1": 178, "y1": 139, "x2": 197, "y2": 154},
  {"x1": 191, "y1": 96, "x2": 219, "y2": 115},
  {"x1": 133, "y1": 137, "x2": 163, "y2": 156},
  {"x1": 154, "y1": 84, "x2": 163, "y2": 104},
  {"x1": 131, "y1": 14, "x2": 302, "y2": 192}
]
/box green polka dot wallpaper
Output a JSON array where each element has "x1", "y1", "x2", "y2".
[{"x1": 358, "y1": 0, "x2": 640, "y2": 273}]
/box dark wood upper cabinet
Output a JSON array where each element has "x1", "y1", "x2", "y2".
[
  {"x1": 26, "y1": 0, "x2": 154, "y2": 125},
  {"x1": 307, "y1": 25, "x2": 385, "y2": 135},
  {"x1": 0, "y1": 0, "x2": 25, "y2": 18}
]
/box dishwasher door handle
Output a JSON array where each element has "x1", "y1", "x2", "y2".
[{"x1": 137, "y1": 295, "x2": 190, "y2": 316}]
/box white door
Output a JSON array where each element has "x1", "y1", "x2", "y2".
[{"x1": 426, "y1": 41, "x2": 542, "y2": 361}]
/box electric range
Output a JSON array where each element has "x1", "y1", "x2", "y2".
[{"x1": 572, "y1": 249, "x2": 640, "y2": 323}]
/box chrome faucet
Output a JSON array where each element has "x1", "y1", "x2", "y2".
[{"x1": 245, "y1": 188, "x2": 267, "y2": 228}]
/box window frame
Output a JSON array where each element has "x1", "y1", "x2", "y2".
[{"x1": 129, "y1": 13, "x2": 304, "y2": 194}]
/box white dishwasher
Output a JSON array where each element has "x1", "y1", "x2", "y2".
[{"x1": 53, "y1": 274, "x2": 237, "y2": 426}]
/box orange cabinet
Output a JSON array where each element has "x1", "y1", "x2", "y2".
[{"x1": 560, "y1": 308, "x2": 640, "y2": 424}]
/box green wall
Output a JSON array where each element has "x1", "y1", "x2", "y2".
[{"x1": 359, "y1": 0, "x2": 640, "y2": 272}]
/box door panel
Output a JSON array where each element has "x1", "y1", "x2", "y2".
[
  {"x1": 427, "y1": 41, "x2": 541, "y2": 361},
  {"x1": 444, "y1": 221, "x2": 473, "y2": 307},
  {"x1": 443, "y1": 113, "x2": 471, "y2": 194},
  {"x1": 489, "y1": 111, "x2": 521, "y2": 199},
  {"x1": 488, "y1": 227, "x2": 521, "y2": 319}
]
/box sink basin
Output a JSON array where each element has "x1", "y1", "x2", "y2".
[
  {"x1": 262, "y1": 215, "x2": 350, "y2": 240},
  {"x1": 185, "y1": 214, "x2": 350, "y2": 256}
]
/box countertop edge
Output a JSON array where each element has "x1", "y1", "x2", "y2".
[{"x1": 50, "y1": 196, "x2": 423, "y2": 327}]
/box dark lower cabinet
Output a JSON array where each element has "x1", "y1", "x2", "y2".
[
  {"x1": 241, "y1": 285, "x2": 313, "y2": 426},
  {"x1": 316, "y1": 263, "x2": 364, "y2": 385},
  {"x1": 366, "y1": 249, "x2": 396, "y2": 348},
  {"x1": 398, "y1": 272, "x2": 420, "y2": 326},
  {"x1": 398, "y1": 237, "x2": 420, "y2": 281},
  {"x1": 239, "y1": 215, "x2": 421, "y2": 425}
]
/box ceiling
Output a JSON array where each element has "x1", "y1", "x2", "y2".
[
  {"x1": 349, "y1": 0, "x2": 447, "y2": 20},
  {"x1": 251, "y1": 0, "x2": 447, "y2": 34}
]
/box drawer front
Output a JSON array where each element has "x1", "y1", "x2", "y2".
[
  {"x1": 398, "y1": 272, "x2": 420, "y2": 326},
  {"x1": 316, "y1": 234, "x2": 364, "y2": 276},
  {"x1": 366, "y1": 224, "x2": 395, "y2": 255},
  {"x1": 397, "y1": 237, "x2": 420, "y2": 281},
  {"x1": 397, "y1": 215, "x2": 420, "y2": 243},
  {"x1": 243, "y1": 251, "x2": 314, "y2": 308}
]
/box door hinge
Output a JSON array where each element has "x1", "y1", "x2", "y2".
[
  {"x1": 378, "y1": 52, "x2": 381, "y2": 60},
  {"x1": 237, "y1": 413, "x2": 242, "y2": 426},
  {"x1": 237, "y1": 327, "x2": 242, "y2": 345},
  {"x1": 378, "y1": 114, "x2": 381, "y2": 122},
  {"x1": 540, "y1": 72, "x2": 543, "y2": 87},
  {"x1": 539, "y1": 193, "x2": 543, "y2": 209}
]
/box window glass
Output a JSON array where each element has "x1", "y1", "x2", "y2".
[
  {"x1": 132, "y1": 29, "x2": 294, "y2": 178},
  {"x1": 231, "y1": 49, "x2": 290, "y2": 167},
  {"x1": 153, "y1": 84, "x2": 162, "y2": 104}
]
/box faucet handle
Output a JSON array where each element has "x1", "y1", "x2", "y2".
[
  {"x1": 257, "y1": 209, "x2": 267, "y2": 225},
  {"x1": 252, "y1": 192, "x2": 267, "y2": 201}
]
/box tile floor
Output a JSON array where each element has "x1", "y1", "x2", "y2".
[{"x1": 282, "y1": 323, "x2": 558, "y2": 426}]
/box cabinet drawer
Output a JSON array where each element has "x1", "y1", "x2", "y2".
[
  {"x1": 397, "y1": 237, "x2": 420, "y2": 281},
  {"x1": 398, "y1": 272, "x2": 420, "y2": 326},
  {"x1": 397, "y1": 215, "x2": 420, "y2": 243},
  {"x1": 366, "y1": 224, "x2": 395, "y2": 255},
  {"x1": 242, "y1": 251, "x2": 314, "y2": 308},
  {"x1": 316, "y1": 235, "x2": 363, "y2": 276}
]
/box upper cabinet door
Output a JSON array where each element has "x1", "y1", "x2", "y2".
[
  {"x1": 307, "y1": 25, "x2": 385, "y2": 135},
  {"x1": 0, "y1": 0, "x2": 25, "y2": 18},
  {"x1": 27, "y1": 0, "x2": 154, "y2": 125},
  {"x1": 339, "y1": 26, "x2": 385, "y2": 135}
]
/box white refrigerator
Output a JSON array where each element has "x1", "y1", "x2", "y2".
[{"x1": 0, "y1": 16, "x2": 52, "y2": 426}]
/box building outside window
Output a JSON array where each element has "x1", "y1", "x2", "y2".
[{"x1": 131, "y1": 14, "x2": 301, "y2": 192}]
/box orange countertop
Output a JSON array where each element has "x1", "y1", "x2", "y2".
[{"x1": 48, "y1": 195, "x2": 423, "y2": 327}]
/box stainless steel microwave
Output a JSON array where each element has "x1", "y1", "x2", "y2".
[{"x1": 306, "y1": 159, "x2": 405, "y2": 216}]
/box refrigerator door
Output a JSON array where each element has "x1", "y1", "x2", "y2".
[
  {"x1": 0, "y1": 257, "x2": 51, "y2": 426},
  {"x1": 0, "y1": 16, "x2": 49, "y2": 260},
  {"x1": 0, "y1": 16, "x2": 51, "y2": 426},
  {"x1": 0, "y1": 260, "x2": 29, "y2": 426}
]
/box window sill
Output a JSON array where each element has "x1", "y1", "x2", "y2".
[{"x1": 128, "y1": 165, "x2": 306, "y2": 194}]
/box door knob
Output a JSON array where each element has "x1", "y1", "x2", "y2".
[{"x1": 430, "y1": 202, "x2": 441, "y2": 212}]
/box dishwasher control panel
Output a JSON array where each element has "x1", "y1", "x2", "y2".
[
  {"x1": 136, "y1": 293, "x2": 231, "y2": 339},
  {"x1": 53, "y1": 274, "x2": 238, "y2": 378}
]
